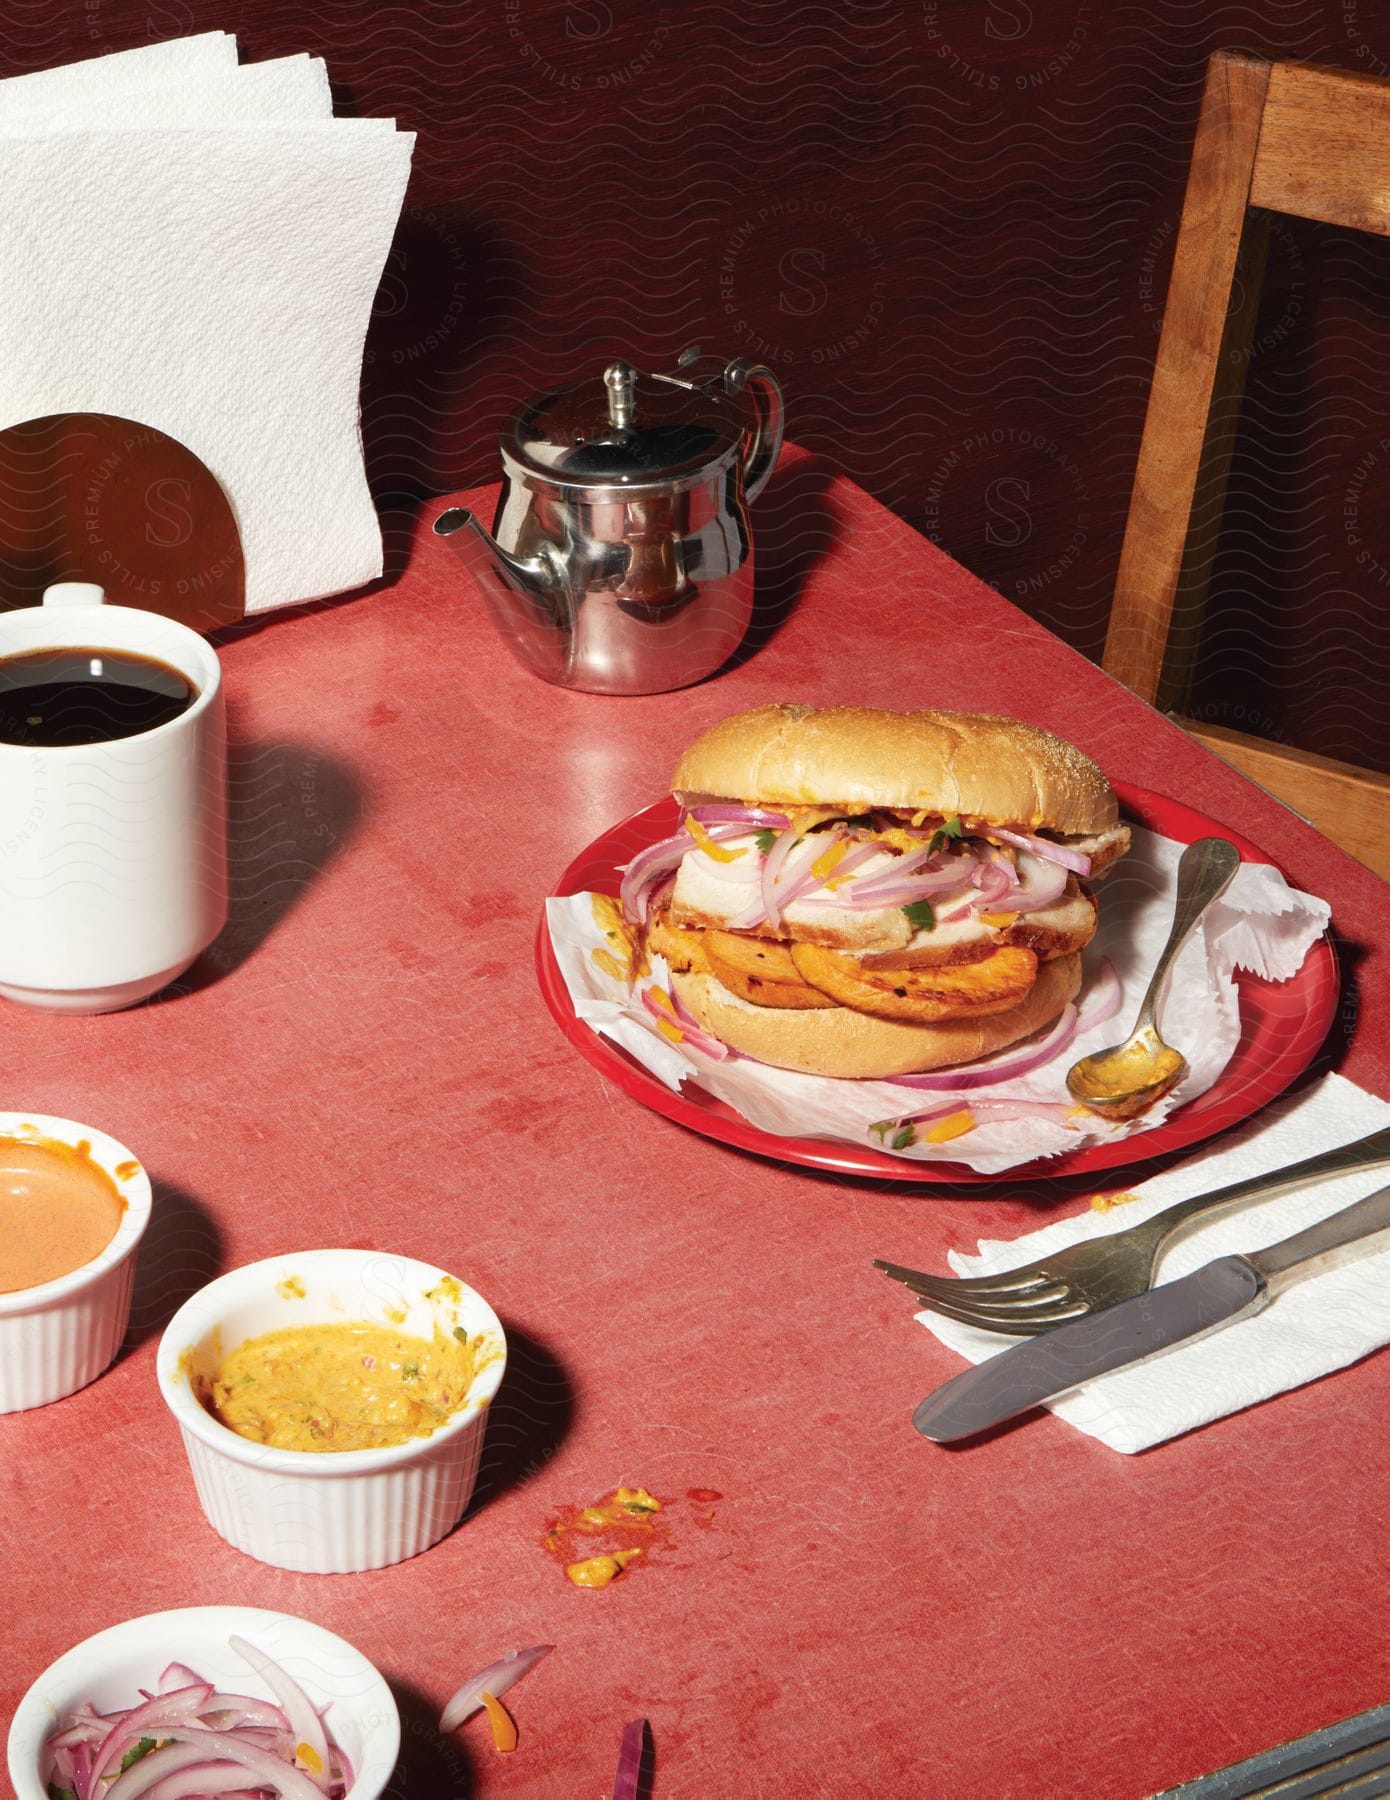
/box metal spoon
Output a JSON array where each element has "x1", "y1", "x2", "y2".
[{"x1": 1065, "y1": 835, "x2": 1242, "y2": 1118}]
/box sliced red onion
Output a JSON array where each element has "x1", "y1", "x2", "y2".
[
  {"x1": 758, "y1": 822, "x2": 803, "y2": 930},
  {"x1": 885, "y1": 1004, "x2": 1080, "y2": 1090},
  {"x1": 199, "y1": 1694, "x2": 292, "y2": 1731},
  {"x1": 772, "y1": 832, "x2": 841, "y2": 913},
  {"x1": 157, "y1": 1664, "x2": 205, "y2": 1695},
  {"x1": 839, "y1": 855, "x2": 979, "y2": 908},
  {"x1": 989, "y1": 825, "x2": 1092, "y2": 876},
  {"x1": 686, "y1": 805, "x2": 790, "y2": 828},
  {"x1": 820, "y1": 839, "x2": 882, "y2": 882},
  {"x1": 143, "y1": 1764, "x2": 267, "y2": 1799},
  {"x1": 90, "y1": 1687, "x2": 216, "y2": 1785},
  {"x1": 230, "y1": 1634, "x2": 330, "y2": 1794},
  {"x1": 618, "y1": 831, "x2": 694, "y2": 924},
  {"x1": 641, "y1": 985, "x2": 731, "y2": 1061},
  {"x1": 845, "y1": 842, "x2": 947, "y2": 890},
  {"x1": 101, "y1": 1730, "x2": 327, "y2": 1800},
  {"x1": 1006, "y1": 851, "x2": 1072, "y2": 914},
  {"x1": 941, "y1": 850, "x2": 1067, "y2": 921},
  {"x1": 439, "y1": 1644, "x2": 554, "y2": 1734},
  {"x1": 613, "y1": 1719, "x2": 649, "y2": 1800},
  {"x1": 619, "y1": 824, "x2": 746, "y2": 923}
]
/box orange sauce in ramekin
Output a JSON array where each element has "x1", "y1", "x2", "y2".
[{"x1": 0, "y1": 1133, "x2": 126, "y2": 1294}]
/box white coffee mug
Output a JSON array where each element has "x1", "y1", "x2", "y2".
[{"x1": 0, "y1": 585, "x2": 227, "y2": 1013}]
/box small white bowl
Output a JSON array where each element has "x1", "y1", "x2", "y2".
[
  {"x1": 0, "y1": 1112, "x2": 152, "y2": 1413},
  {"x1": 7, "y1": 1603, "x2": 400, "y2": 1800},
  {"x1": 157, "y1": 1249, "x2": 507, "y2": 1573}
]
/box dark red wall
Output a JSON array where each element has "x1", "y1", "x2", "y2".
[{"x1": 8, "y1": 0, "x2": 1390, "y2": 772}]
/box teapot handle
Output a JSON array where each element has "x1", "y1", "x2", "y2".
[
  {"x1": 723, "y1": 358, "x2": 785, "y2": 502},
  {"x1": 665, "y1": 347, "x2": 785, "y2": 502}
]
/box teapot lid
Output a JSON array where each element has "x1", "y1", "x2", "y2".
[{"x1": 503, "y1": 357, "x2": 746, "y2": 487}]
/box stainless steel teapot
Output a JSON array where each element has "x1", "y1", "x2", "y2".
[{"x1": 434, "y1": 346, "x2": 784, "y2": 695}]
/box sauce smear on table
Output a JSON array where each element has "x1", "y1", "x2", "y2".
[{"x1": 0, "y1": 1133, "x2": 126, "y2": 1294}]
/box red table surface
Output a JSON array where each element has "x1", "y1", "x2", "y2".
[{"x1": 3, "y1": 446, "x2": 1387, "y2": 1800}]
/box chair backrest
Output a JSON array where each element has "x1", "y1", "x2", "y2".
[{"x1": 1102, "y1": 50, "x2": 1390, "y2": 879}]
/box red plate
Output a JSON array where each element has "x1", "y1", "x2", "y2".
[{"x1": 536, "y1": 782, "x2": 1341, "y2": 1184}]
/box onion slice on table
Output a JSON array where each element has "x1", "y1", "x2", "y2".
[
  {"x1": 439, "y1": 1644, "x2": 554, "y2": 1734},
  {"x1": 613, "y1": 1718, "x2": 649, "y2": 1800}
]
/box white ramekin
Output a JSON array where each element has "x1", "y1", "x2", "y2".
[
  {"x1": 0, "y1": 1112, "x2": 152, "y2": 1413},
  {"x1": 156, "y1": 1248, "x2": 508, "y2": 1574},
  {"x1": 7, "y1": 1604, "x2": 400, "y2": 1800}
]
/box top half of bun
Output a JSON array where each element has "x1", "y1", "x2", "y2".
[{"x1": 672, "y1": 704, "x2": 1118, "y2": 835}]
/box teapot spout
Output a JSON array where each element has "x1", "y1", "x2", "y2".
[{"x1": 433, "y1": 506, "x2": 555, "y2": 606}]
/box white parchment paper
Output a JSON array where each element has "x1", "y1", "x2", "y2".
[{"x1": 545, "y1": 826, "x2": 1332, "y2": 1173}]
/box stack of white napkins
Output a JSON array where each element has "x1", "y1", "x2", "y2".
[
  {"x1": 0, "y1": 32, "x2": 413, "y2": 612},
  {"x1": 917, "y1": 1073, "x2": 1390, "y2": 1452}
]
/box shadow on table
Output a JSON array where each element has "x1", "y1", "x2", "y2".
[
  {"x1": 155, "y1": 734, "x2": 362, "y2": 1001},
  {"x1": 382, "y1": 1679, "x2": 477, "y2": 1800},
  {"x1": 464, "y1": 1320, "x2": 575, "y2": 1521},
  {"x1": 711, "y1": 452, "x2": 841, "y2": 676},
  {"x1": 122, "y1": 1178, "x2": 223, "y2": 1351}
]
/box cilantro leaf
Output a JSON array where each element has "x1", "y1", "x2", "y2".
[
  {"x1": 753, "y1": 828, "x2": 776, "y2": 853},
  {"x1": 929, "y1": 814, "x2": 964, "y2": 851},
  {"x1": 48, "y1": 1783, "x2": 78, "y2": 1800},
  {"x1": 902, "y1": 899, "x2": 935, "y2": 930},
  {"x1": 891, "y1": 1126, "x2": 917, "y2": 1151},
  {"x1": 452, "y1": 1326, "x2": 468, "y2": 1344},
  {"x1": 119, "y1": 1740, "x2": 159, "y2": 1773},
  {"x1": 402, "y1": 1362, "x2": 421, "y2": 1381}
]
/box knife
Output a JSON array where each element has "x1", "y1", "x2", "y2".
[{"x1": 913, "y1": 1179, "x2": 1390, "y2": 1443}]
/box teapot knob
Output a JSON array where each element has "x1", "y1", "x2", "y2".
[{"x1": 604, "y1": 361, "x2": 637, "y2": 429}]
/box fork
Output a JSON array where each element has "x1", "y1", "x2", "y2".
[{"x1": 874, "y1": 1124, "x2": 1390, "y2": 1335}]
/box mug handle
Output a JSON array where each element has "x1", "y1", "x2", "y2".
[{"x1": 722, "y1": 359, "x2": 785, "y2": 502}]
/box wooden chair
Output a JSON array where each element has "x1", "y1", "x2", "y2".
[{"x1": 1102, "y1": 49, "x2": 1390, "y2": 880}]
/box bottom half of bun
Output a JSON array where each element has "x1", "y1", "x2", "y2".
[{"x1": 671, "y1": 952, "x2": 1081, "y2": 1078}]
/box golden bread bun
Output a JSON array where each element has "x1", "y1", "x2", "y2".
[
  {"x1": 672, "y1": 704, "x2": 1117, "y2": 835},
  {"x1": 670, "y1": 952, "x2": 1081, "y2": 1078}
]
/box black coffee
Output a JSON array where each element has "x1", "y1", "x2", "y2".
[{"x1": 0, "y1": 648, "x2": 197, "y2": 746}]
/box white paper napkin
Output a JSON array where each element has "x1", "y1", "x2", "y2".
[
  {"x1": 916, "y1": 1074, "x2": 1390, "y2": 1451},
  {"x1": 0, "y1": 34, "x2": 237, "y2": 115},
  {"x1": 0, "y1": 37, "x2": 412, "y2": 613},
  {"x1": 0, "y1": 56, "x2": 333, "y2": 130},
  {"x1": 546, "y1": 826, "x2": 1331, "y2": 1172}
]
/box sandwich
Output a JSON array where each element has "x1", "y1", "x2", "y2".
[{"x1": 620, "y1": 704, "x2": 1129, "y2": 1079}]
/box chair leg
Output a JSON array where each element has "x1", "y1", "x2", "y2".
[{"x1": 1103, "y1": 50, "x2": 1272, "y2": 704}]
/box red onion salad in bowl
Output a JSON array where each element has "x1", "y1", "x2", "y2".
[{"x1": 6, "y1": 1606, "x2": 399, "y2": 1800}]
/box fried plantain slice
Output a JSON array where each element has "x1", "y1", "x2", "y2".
[
  {"x1": 790, "y1": 941, "x2": 1039, "y2": 1022},
  {"x1": 648, "y1": 908, "x2": 711, "y2": 977},
  {"x1": 704, "y1": 930, "x2": 840, "y2": 1009}
]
